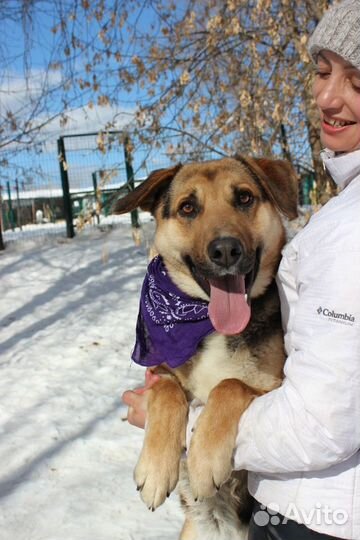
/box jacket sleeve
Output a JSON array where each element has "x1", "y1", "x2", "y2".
[{"x1": 232, "y1": 229, "x2": 360, "y2": 474}]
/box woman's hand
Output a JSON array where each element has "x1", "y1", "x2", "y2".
[{"x1": 122, "y1": 369, "x2": 160, "y2": 429}]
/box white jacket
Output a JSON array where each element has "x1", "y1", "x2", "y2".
[
  {"x1": 231, "y1": 149, "x2": 360, "y2": 538},
  {"x1": 187, "y1": 149, "x2": 360, "y2": 538}
]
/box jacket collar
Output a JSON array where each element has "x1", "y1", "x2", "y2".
[{"x1": 321, "y1": 148, "x2": 360, "y2": 190}]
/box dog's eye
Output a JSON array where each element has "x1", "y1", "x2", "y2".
[
  {"x1": 236, "y1": 190, "x2": 254, "y2": 208},
  {"x1": 178, "y1": 201, "x2": 198, "y2": 218}
]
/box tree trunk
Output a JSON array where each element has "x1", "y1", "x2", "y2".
[{"x1": 280, "y1": 123, "x2": 292, "y2": 163}]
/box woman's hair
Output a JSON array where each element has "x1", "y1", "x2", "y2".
[{"x1": 308, "y1": 0, "x2": 360, "y2": 70}]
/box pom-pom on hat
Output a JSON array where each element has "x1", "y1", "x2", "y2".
[{"x1": 308, "y1": 0, "x2": 360, "y2": 70}]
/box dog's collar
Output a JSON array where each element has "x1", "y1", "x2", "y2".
[{"x1": 132, "y1": 256, "x2": 215, "y2": 368}]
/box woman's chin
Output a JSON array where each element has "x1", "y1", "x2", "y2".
[{"x1": 320, "y1": 130, "x2": 360, "y2": 154}]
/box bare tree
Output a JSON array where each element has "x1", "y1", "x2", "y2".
[
  {"x1": 0, "y1": 0, "x2": 103, "y2": 152},
  {"x1": 1, "y1": 0, "x2": 333, "y2": 197},
  {"x1": 54, "y1": 0, "x2": 332, "y2": 189}
]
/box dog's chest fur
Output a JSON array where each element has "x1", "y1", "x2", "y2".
[{"x1": 172, "y1": 280, "x2": 285, "y2": 404}]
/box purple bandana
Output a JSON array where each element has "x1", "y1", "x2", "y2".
[{"x1": 132, "y1": 256, "x2": 215, "y2": 368}]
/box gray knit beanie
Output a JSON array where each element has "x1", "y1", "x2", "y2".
[{"x1": 308, "y1": 0, "x2": 360, "y2": 70}]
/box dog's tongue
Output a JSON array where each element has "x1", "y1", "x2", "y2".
[{"x1": 208, "y1": 275, "x2": 250, "y2": 335}]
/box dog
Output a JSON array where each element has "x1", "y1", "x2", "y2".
[{"x1": 114, "y1": 156, "x2": 298, "y2": 540}]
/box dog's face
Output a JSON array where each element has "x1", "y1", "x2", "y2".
[{"x1": 114, "y1": 157, "x2": 298, "y2": 335}]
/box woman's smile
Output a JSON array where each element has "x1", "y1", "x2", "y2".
[{"x1": 313, "y1": 51, "x2": 360, "y2": 152}]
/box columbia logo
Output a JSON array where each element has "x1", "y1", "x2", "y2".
[{"x1": 316, "y1": 306, "x2": 355, "y2": 325}]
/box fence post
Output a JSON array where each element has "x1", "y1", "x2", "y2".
[
  {"x1": 0, "y1": 185, "x2": 4, "y2": 250},
  {"x1": 0, "y1": 220, "x2": 4, "y2": 250},
  {"x1": 15, "y1": 179, "x2": 22, "y2": 230},
  {"x1": 57, "y1": 136, "x2": 75, "y2": 238},
  {"x1": 123, "y1": 136, "x2": 139, "y2": 229},
  {"x1": 6, "y1": 182, "x2": 15, "y2": 231}
]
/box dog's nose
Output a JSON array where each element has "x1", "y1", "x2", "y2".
[{"x1": 208, "y1": 237, "x2": 243, "y2": 268}]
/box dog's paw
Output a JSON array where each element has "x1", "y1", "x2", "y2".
[
  {"x1": 134, "y1": 377, "x2": 188, "y2": 510},
  {"x1": 134, "y1": 439, "x2": 183, "y2": 510},
  {"x1": 187, "y1": 415, "x2": 233, "y2": 500},
  {"x1": 187, "y1": 379, "x2": 255, "y2": 501}
]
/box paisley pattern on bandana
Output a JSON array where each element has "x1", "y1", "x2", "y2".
[{"x1": 132, "y1": 256, "x2": 215, "y2": 368}]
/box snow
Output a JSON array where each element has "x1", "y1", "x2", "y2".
[
  {"x1": 3, "y1": 214, "x2": 149, "y2": 246},
  {"x1": 0, "y1": 222, "x2": 184, "y2": 540},
  {"x1": 0, "y1": 207, "x2": 309, "y2": 540}
]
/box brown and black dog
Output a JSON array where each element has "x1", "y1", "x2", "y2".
[{"x1": 115, "y1": 156, "x2": 298, "y2": 540}]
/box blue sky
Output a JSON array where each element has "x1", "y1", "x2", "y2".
[
  {"x1": 1, "y1": 2, "x2": 222, "y2": 194},
  {"x1": 0, "y1": 3, "x2": 165, "y2": 190}
]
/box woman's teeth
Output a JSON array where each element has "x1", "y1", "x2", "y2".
[{"x1": 325, "y1": 118, "x2": 354, "y2": 127}]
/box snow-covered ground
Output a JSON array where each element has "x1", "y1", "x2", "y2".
[
  {"x1": 0, "y1": 206, "x2": 309, "y2": 540},
  {"x1": 2, "y1": 214, "x2": 142, "y2": 246},
  {"x1": 0, "y1": 221, "x2": 184, "y2": 540}
]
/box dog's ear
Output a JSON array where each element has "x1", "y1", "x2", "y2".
[
  {"x1": 249, "y1": 158, "x2": 299, "y2": 220},
  {"x1": 113, "y1": 164, "x2": 182, "y2": 214}
]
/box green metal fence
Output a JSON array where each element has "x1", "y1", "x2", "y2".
[{"x1": 0, "y1": 129, "x2": 224, "y2": 248}]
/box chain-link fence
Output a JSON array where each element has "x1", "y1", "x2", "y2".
[
  {"x1": 0, "y1": 129, "x2": 222, "y2": 248},
  {"x1": 1, "y1": 137, "x2": 66, "y2": 246}
]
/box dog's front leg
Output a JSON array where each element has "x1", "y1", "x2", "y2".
[
  {"x1": 187, "y1": 378, "x2": 259, "y2": 501},
  {"x1": 135, "y1": 376, "x2": 188, "y2": 510}
]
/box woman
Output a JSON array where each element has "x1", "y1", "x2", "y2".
[{"x1": 123, "y1": 1, "x2": 360, "y2": 538}]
